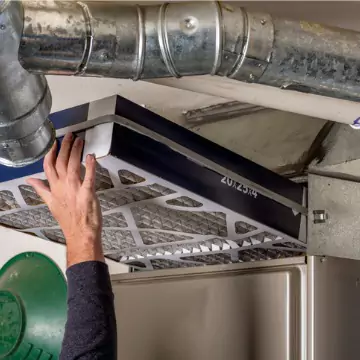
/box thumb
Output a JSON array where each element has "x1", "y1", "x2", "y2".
[{"x1": 26, "y1": 178, "x2": 52, "y2": 205}]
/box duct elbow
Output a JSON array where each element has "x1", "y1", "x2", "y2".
[{"x1": 0, "y1": 1, "x2": 54, "y2": 167}]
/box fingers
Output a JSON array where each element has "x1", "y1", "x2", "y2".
[
  {"x1": 45, "y1": 133, "x2": 84, "y2": 187},
  {"x1": 43, "y1": 141, "x2": 58, "y2": 184},
  {"x1": 26, "y1": 178, "x2": 52, "y2": 205},
  {"x1": 68, "y1": 137, "x2": 84, "y2": 185},
  {"x1": 82, "y1": 154, "x2": 96, "y2": 191},
  {"x1": 56, "y1": 133, "x2": 73, "y2": 176}
]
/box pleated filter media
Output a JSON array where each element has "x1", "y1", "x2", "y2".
[{"x1": 0, "y1": 96, "x2": 307, "y2": 271}]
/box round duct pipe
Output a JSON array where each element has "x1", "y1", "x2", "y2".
[
  {"x1": 19, "y1": 1, "x2": 360, "y2": 102},
  {"x1": 0, "y1": 1, "x2": 54, "y2": 167},
  {"x1": 2, "y1": 1, "x2": 360, "y2": 166}
]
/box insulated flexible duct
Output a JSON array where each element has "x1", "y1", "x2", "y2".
[{"x1": 1, "y1": 0, "x2": 360, "y2": 166}]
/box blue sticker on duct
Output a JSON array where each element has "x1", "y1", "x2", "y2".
[{"x1": 351, "y1": 117, "x2": 360, "y2": 129}]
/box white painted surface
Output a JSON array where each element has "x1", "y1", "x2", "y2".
[
  {"x1": 0, "y1": 226, "x2": 129, "y2": 276},
  {"x1": 48, "y1": 76, "x2": 127, "y2": 113},
  {"x1": 47, "y1": 76, "x2": 223, "y2": 119},
  {"x1": 48, "y1": 74, "x2": 360, "y2": 126},
  {"x1": 151, "y1": 76, "x2": 360, "y2": 125}
]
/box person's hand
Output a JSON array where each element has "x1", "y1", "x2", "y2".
[{"x1": 27, "y1": 132, "x2": 104, "y2": 267}]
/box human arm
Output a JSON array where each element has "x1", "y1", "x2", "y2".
[
  {"x1": 27, "y1": 133, "x2": 117, "y2": 360},
  {"x1": 61, "y1": 261, "x2": 117, "y2": 360}
]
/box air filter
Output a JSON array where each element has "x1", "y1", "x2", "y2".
[
  {"x1": 0, "y1": 96, "x2": 307, "y2": 271},
  {"x1": 0, "y1": 252, "x2": 67, "y2": 359}
]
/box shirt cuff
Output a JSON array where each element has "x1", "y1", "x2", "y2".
[{"x1": 66, "y1": 261, "x2": 112, "y2": 296}]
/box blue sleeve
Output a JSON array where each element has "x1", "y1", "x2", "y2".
[{"x1": 60, "y1": 261, "x2": 117, "y2": 360}]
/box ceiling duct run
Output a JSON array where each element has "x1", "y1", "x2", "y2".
[{"x1": 1, "y1": 0, "x2": 360, "y2": 166}]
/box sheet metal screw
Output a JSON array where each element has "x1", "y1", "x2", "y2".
[
  {"x1": 320, "y1": 257, "x2": 327, "y2": 263},
  {"x1": 184, "y1": 17, "x2": 196, "y2": 30},
  {"x1": 260, "y1": 19, "x2": 266, "y2": 25},
  {"x1": 99, "y1": 52, "x2": 109, "y2": 61},
  {"x1": 0, "y1": 24, "x2": 6, "y2": 30},
  {"x1": 313, "y1": 210, "x2": 328, "y2": 224},
  {"x1": 249, "y1": 74, "x2": 255, "y2": 81}
]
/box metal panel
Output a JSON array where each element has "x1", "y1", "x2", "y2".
[
  {"x1": 111, "y1": 257, "x2": 306, "y2": 360},
  {"x1": 308, "y1": 174, "x2": 360, "y2": 260},
  {"x1": 308, "y1": 121, "x2": 360, "y2": 260},
  {"x1": 308, "y1": 256, "x2": 360, "y2": 360}
]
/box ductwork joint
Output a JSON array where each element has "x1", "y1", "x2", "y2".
[
  {"x1": 75, "y1": 2, "x2": 94, "y2": 76},
  {"x1": 133, "y1": 5, "x2": 145, "y2": 81},
  {"x1": 158, "y1": 3, "x2": 181, "y2": 78},
  {"x1": 228, "y1": 11, "x2": 274, "y2": 83},
  {"x1": 211, "y1": 1, "x2": 223, "y2": 76}
]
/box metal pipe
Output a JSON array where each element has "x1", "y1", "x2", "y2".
[
  {"x1": 3, "y1": 0, "x2": 360, "y2": 166},
  {"x1": 19, "y1": 1, "x2": 360, "y2": 102},
  {"x1": 0, "y1": 1, "x2": 54, "y2": 167},
  {"x1": 20, "y1": 1, "x2": 225, "y2": 79}
]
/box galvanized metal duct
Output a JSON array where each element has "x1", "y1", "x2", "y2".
[
  {"x1": 19, "y1": 1, "x2": 360, "y2": 99},
  {"x1": 2, "y1": 0, "x2": 360, "y2": 167},
  {"x1": 0, "y1": 0, "x2": 53, "y2": 167}
]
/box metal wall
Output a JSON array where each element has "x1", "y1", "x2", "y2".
[
  {"x1": 308, "y1": 256, "x2": 360, "y2": 360},
  {"x1": 112, "y1": 257, "x2": 307, "y2": 360},
  {"x1": 112, "y1": 256, "x2": 360, "y2": 360}
]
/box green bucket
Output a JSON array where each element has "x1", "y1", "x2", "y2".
[{"x1": 0, "y1": 252, "x2": 67, "y2": 359}]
